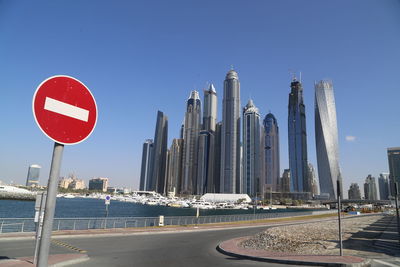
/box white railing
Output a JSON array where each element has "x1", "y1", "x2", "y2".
[{"x1": 0, "y1": 210, "x2": 335, "y2": 234}]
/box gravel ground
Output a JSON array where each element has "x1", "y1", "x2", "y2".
[{"x1": 240, "y1": 215, "x2": 383, "y2": 255}]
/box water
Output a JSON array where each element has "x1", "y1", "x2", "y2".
[{"x1": 0, "y1": 198, "x2": 317, "y2": 218}]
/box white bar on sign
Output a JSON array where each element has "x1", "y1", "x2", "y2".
[{"x1": 44, "y1": 97, "x2": 89, "y2": 122}]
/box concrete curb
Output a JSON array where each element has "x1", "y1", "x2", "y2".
[{"x1": 217, "y1": 237, "x2": 371, "y2": 267}]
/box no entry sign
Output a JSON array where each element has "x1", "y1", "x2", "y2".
[{"x1": 33, "y1": 75, "x2": 97, "y2": 145}]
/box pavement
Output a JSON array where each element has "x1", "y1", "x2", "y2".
[
  {"x1": 0, "y1": 213, "x2": 398, "y2": 267},
  {"x1": 217, "y1": 215, "x2": 400, "y2": 267},
  {"x1": 0, "y1": 254, "x2": 88, "y2": 267}
]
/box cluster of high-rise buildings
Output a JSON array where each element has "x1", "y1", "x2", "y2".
[
  {"x1": 140, "y1": 69, "x2": 345, "y2": 200},
  {"x1": 348, "y1": 173, "x2": 390, "y2": 200}
]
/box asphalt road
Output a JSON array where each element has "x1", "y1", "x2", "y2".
[
  {"x1": 0, "y1": 224, "x2": 308, "y2": 267},
  {"x1": 1, "y1": 217, "x2": 398, "y2": 267}
]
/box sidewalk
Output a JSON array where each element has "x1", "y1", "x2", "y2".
[
  {"x1": 0, "y1": 254, "x2": 88, "y2": 267},
  {"x1": 217, "y1": 214, "x2": 399, "y2": 267},
  {"x1": 0, "y1": 213, "x2": 341, "y2": 241}
]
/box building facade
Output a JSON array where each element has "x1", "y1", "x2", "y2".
[
  {"x1": 197, "y1": 131, "x2": 214, "y2": 195},
  {"x1": 89, "y1": 177, "x2": 109, "y2": 192},
  {"x1": 26, "y1": 164, "x2": 41, "y2": 187},
  {"x1": 288, "y1": 78, "x2": 309, "y2": 193},
  {"x1": 149, "y1": 111, "x2": 168, "y2": 194},
  {"x1": 181, "y1": 91, "x2": 201, "y2": 195},
  {"x1": 203, "y1": 84, "x2": 217, "y2": 132},
  {"x1": 196, "y1": 84, "x2": 218, "y2": 195},
  {"x1": 315, "y1": 80, "x2": 342, "y2": 199},
  {"x1": 378, "y1": 173, "x2": 390, "y2": 200},
  {"x1": 166, "y1": 139, "x2": 183, "y2": 195},
  {"x1": 280, "y1": 169, "x2": 291, "y2": 193},
  {"x1": 263, "y1": 113, "x2": 280, "y2": 193},
  {"x1": 213, "y1": 122, "x2": 222, "y2": 193},
  {"x1": 242, "y1": 99, "x2": 261, "y2": 197},
  {"x1": 221, "y1": 69, "x2": 241, "y2": 193},
  {"x1": 139, "y1": 139, "x2": 154, "y2": 191},
  {"x1": 388, "y1": 147, "x2": 400, "y2": 197},
  {"x1": 348, "y1": 183, "x2": 361, "y2": 200},
  {"x1": 308, "y1": 163, "x2": 318, "y2": 196},
  {"x1": 364, "y1": 175, "x2": 378, "y2": 200}
]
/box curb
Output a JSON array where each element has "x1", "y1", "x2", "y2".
[{"x1": 217, "y1": 238, "x2": 371, "y2": 267}]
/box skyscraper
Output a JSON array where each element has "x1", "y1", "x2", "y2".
[
  {"x1": 26, "y1": 164, "x2": 41, "y2": 187},
  {"x1": 378, "y1": 173, "x2": 390, "y2": 200},
  {"x1": 263, "y1": 113, "x2": 280, "y2": 192},
  {"x1": 196, "y1": 84, "x2": 218, "y2": 195},
  {"x1": 221, "y1": 69, "x2": 241, "y2": 193},
  {"x1": 388, "y1": 147, "x2": 400, "y2": 197},
  {"x1": 364, "y1": 175, "x2": 378, "y2": 200},
  {"x1": 242, "y1": 99, "x2": 261, "y2": 197},
  {"x1": 166, "y1": 138, "x2": 183, "y2": 195},
  {"x1": 203, "y1": 84, "x2": 217, "y2": 132},
  {"x1": 288, "y1": 78, "x2": 309, "y2": 193},
  {"x1": 348, "y1": 183, "x2": 361, "y2": 199},
  {"x1": 213, "y1": 122, "x2": 222, "y2": 193},
  {"x1": 197, "y1": 131, "x2": 214, "y2": 195},
  {"x1": 181, "y1": 91, "x2": 201, "y2": 195},
  {"x1": 315, "y1": 80, "x2": 342, "y2": 199},
  {"x1": 149, "y1": 111, "x2": 168, "y2": 194},
  {"x1": 139, "y1": 139, "x2": 153, "y2": 191},
  {"x1": 308, "y1": 163, "x2": 318, "y2": 196},
  {"x1": 280, "y1": 169, "x2": 291, "y2": 193}
]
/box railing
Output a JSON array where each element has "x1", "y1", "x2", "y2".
[{"x1": 0, "y1": 210, "x2": 335, "y2": 234}]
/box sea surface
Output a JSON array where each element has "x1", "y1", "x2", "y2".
[{"x1": 0, "y1": 198, "x2": 318, "y2": 218}]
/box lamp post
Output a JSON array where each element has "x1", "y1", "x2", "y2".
[{"x1": 337, "y1": 179, "x2": 343, "y2": 256}]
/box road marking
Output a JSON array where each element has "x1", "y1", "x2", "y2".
[
  {"x1": 373, "y1": 259, "x2": 399, "y2": 267},
  {"x1": 51, "y1": 240, "x2": 87, "y2": 253},
  {"x1": 44, "y1": 97, "x2": 89, "y2": 122}
]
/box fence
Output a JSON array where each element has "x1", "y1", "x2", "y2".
[{"x1": 0, "y1": 210, "x2": 334, "y2": 234}]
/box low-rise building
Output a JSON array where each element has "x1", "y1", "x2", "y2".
[{"x1": 89, "y1": 177, "x2": 109, "y2": 192}]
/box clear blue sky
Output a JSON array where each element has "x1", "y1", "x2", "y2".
[{"x1": 1, "y1": 1, "x2": 399, "y2": 198}]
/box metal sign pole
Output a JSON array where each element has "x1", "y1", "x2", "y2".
[
  {"x1": 34, "y1": 192, "x2": 47, "y2": 265},
  {"x1": 337, "y1": 179, "x2": 343, "y2": 256},
  {"x1": 395, "y1": 182, "x2": 400, "y2": 245},
  {"x1": 37, "y1": 142, "x2": 64, "y2": 267}
]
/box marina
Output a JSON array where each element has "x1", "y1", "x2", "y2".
[{"x1": 0, "y1": 196, "x2": 326, "y2": 219}]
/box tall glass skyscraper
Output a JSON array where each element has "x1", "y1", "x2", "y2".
[
  {"x1": 221, "y1": 69, "x2": 241, "y2": 193},
  {"x1": 263, "y1": 113, "x2": 280, "y2": 192},
  {"x1": 139, "y1": 139, "x2": 153, "y2": 191},
  {"x1": 181, "y1": 91, "x2": 201, "y2": 195},
  {"x1": 378, "y1": 173, "x2": 390, "y2": 200},
  {"x1": 197, "y1": 84, "x2": 218, "y2": 194},
  {"x1": 242, "y1": 99, "x2": 261, "y2": 196},
  {"x1": 364, "y1": 175, "x2": 378, "y2": 200},
  {"x1": 315, "y1": 80, "x2": 341, "y2": 199},
  {"x1": 203, "y1": 84, "x2": 217, "y2": 132},
  {"x1": 26, "y1": 164, "x2": 41, "y2": 187},
  {"x1": 166, "y1": 138, "x2": 183, "y2": 195},
  {"x1": 213, "y1": 122, "x2": 222, "y2": 193},
  {"x1": 288, "y1": 78, "x2": 309, "y2": 193},
  {"x1": 149, "y1": 111, "x2": 168, "y2": 194},
  {"x1": 388, "y1": 147, "x2": 400, "y2": 197}
]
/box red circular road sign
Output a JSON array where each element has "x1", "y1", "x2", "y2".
[{"x1": 33, "y1": 75, "x2": 97, "y2": 145}]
